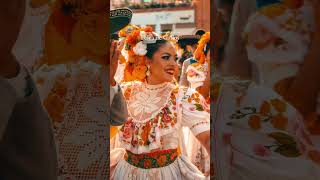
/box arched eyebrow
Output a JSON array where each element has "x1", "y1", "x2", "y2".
[
  {"x1": 161, "y1": 53, "x2": 171, "y2": 56},
  {"x1": 161, "y1": 52, "x2": 178, "y2": 58}
]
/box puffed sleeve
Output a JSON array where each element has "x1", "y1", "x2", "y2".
[{"x1": 180, "y1": 88, "x2": 210, "y2": 136}]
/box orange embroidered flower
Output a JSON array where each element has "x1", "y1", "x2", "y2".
[
  {"x1": 270, "y1": 114, "x2": 288, "y2": 130},
  {"x1": 260, "y1": 101, "x2": 271, "y2": 116},
  {"x1": 141, "y1": 122, "x2": 151, "y2": 144},
  {"x1": 144, "y1": 159, "x2": 152, "y2": 168},
  {"x1": 157, "y1": 155, "x2": 167, "y2": 166},
  {"x1": 270, "y1": 98, "x2": 287, "y2": 113},
  {"x1": 43, "y1": 77, "x2": 68, "y2": 123},
  {"x1": 248, "y1": 115, "x2": 261, "y2": 130}
]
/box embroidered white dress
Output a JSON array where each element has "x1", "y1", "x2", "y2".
[
  {"x1": 214, "y1": 2, "x2": 320, "y2": 180},
  {"x1": 110, "y1": 81, "x2": 210, "y2": 180}
]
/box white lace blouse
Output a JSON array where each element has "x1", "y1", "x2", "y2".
[{"x1": 118, "y1": 81, "x2": 210, "y2": 154}]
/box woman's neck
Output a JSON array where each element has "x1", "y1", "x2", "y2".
[{"x1": 146, "y1": 77, "x2": 167, "y2": 85}]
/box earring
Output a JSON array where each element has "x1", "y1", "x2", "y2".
[{"x1": 146, "y1": 65, "x2": 151, "y2": 77}]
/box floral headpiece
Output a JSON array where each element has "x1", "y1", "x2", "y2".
[
  {"x1": 118, "y1": 25, "x2": 140, "y2": 39},
  {"x1": 121, "y1": 26, "x2": 160, "y2": 82},
  {"x1": 194, "y1": 32, "x2": 210, "y2": 64}
]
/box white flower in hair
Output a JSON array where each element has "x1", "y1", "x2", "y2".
[{"x1": 133, "y1": 42, "x2": 147, "y2": 56}]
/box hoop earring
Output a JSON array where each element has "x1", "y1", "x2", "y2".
[{"x1": 146, "y1": 65, "x2": 151, "y2": 77}]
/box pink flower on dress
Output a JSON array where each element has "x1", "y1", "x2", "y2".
[
  {"x1": 253, "y1": 144, "x2": 271, "y2": 157},
  {"x1": 122, "y1": 122, "x2": 133, "y2": 139},
  {"x1": 162, "y1": 114, "x2": 172, "y2": 123},
  {"x1": 189, "y1": 107, "x2": 196, "y2": 111}
]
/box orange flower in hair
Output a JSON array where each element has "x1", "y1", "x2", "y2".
[
  {"x1": 118, "y1": 25, "x2": 140, "y2": 38},
  {"x1": 119, "y1": 29, "x2": 127, "y2": 37},
  {"x1": 126, "y1": 30, "x2": 141, "y2": 46},
  {"x1": 194, "y1": 32, "x2": 210, "y2": 64},
  {"x1": 144, "y1": 26, "x2": 153, "y2": 33},
  {"x1": 121, "y1": 26, "x2": 157, "y2": 82}
]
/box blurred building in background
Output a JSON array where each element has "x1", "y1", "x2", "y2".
[{"x1": 110, "y1": 0, "x2": 210, "y2": 35}]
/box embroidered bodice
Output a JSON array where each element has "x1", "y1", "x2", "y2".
[{"x1": 118, "y1": 81, "x2": 210, "y2": 154}]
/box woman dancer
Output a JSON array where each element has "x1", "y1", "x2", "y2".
[
  {"x1": 110, "y1": 27, "x2": 210, "y2": 179},
  {"x1": 182, "y1": 32, "x2": 211, "y2": 175}
]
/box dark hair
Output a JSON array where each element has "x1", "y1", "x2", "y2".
[{"x1": 145, "y1": 39, "x2": 169, "y2": 59}]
